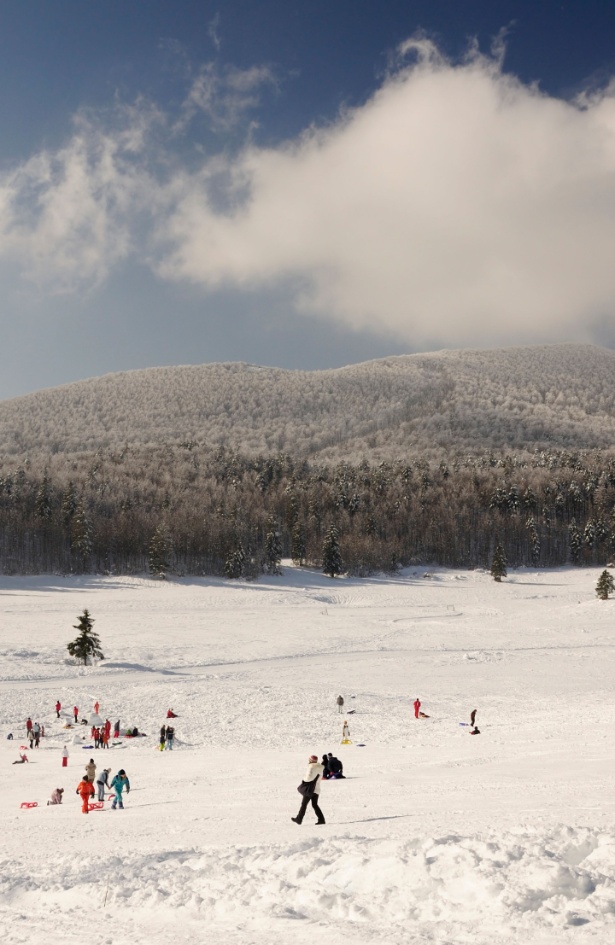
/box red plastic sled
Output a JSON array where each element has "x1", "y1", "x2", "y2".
[
  {"x1": 19, "y1": 745, "x2": 28, "y2": 750},
  {"x1": 88, "y1": 802, "x2": 105, "y2": 810},
  {"x1": 20, "y1": 801, "x2": 38, "y2": 809}
]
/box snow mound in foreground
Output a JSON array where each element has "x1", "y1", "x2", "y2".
[{"x1": 2, "y1": 827, "x2": 614, "y2": 941}]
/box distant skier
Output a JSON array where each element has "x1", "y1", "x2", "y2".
[
  {"x1": 336, "y1": 695, "x2": 344, "y2": 713},
  {"x1": 55, "y1": 701, "x2": 62, "y2": 718},
  {"x1": 470, "y1": 708, "x2": 477, "y2": 727},
  {"x1": 413, "y1": 698, "x2": 421, "y2": 719},
  {"x1": 291, "y1": 755, "x2": 325, "y2": 825},
  {"x1": 76, "y1": 775, "x2": 95, "y2": 814}
]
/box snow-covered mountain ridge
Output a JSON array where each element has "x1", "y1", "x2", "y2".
[{"x1": 1, "y1": 343, "x2": 614, "y2": 460}]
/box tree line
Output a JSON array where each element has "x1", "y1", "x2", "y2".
[{"x1": 0, "y1": 445, "x2": 614, "y2": 577}]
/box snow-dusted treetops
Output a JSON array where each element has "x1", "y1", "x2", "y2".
[
  {"x1": 1, "y1": 344, "x2": 614, "y2": 461},
  {"x1": 1, "y1": 344, "x2": 615, "y2": 577}
]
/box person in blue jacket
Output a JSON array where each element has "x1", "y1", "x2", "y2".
[{"x1": 110, "y1": 769, "x2": 130, "y2": 809}]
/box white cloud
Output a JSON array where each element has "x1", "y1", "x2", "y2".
[
  {"x1": 0, "y1": 103, "x2": 159, "y2": 294},
  {"x1": 158, "y1": 40, "x2": 615, "y2": 347},
  {"x1": 2, "y1": 40, "x2": 615, "y2": 350}
]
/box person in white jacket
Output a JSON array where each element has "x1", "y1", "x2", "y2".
[{"x1": 292, "y1": 755, "x2": 325, "y2": 825}]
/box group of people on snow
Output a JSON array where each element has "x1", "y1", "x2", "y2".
[{"x1": 75, "y1": 766, "x2": 130, "y2": 812}]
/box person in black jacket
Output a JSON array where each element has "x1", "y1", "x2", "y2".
[{"x1": 327, "y1": 753, "x2": 345, "y2": 778}]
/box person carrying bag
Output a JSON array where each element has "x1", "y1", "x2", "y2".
[{"x1": 292, "y1": 755, "x2": 325, "y2": 825}]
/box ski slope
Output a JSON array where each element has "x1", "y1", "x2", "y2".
[{"x1": 0, "y1": 564, "x2": 614, "y2": 945}]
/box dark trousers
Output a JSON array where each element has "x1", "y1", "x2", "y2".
[{"x1": 296, "y1": 793, "x2": 325, "y2": 824}]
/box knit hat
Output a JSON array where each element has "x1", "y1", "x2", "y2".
[{"x1": 309, "y1": 755, "x2": 318, "y2": 762}]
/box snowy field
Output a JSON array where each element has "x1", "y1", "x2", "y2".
[{"x1": 0, "y1": 564, "x2": 614, "y2": 945}]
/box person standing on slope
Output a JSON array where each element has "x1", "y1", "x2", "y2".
[
  {"x1": 165, "y1": 725, "x2": 175, "y2": 749},
  {"x1": 470, "y1": 708, "x2": 477, "y2": 727},
  {"x1": 96, "y1": 767, "x2": 112, "y2": 801},
  {"x1": 73, "y1": 706, "x2": 79, "y2": 724},
  {"x1": 413, "y1": 698, "x2": 421, "y2": 719},
  {"x1": 55, "y1": 700, "x2": 62, "y2": 718},
  {"x1": 159, "y1": 725, "x2": 166, "y2": 751},
  {"x1": 292, "y1": 755, "x2": 325, "y2": 825},
  {"x1": 76, "y1": 775, "x2": 95, "y2": 814},
  {"x1": 110, "y1": 769, "x2": 130, "y2": 809},
  {"x1": 85, "y1": 758, "x2": 97, "y2": 783},
  {"x1": 62, "y1": 745, "x2": 69, "y2": 767}
]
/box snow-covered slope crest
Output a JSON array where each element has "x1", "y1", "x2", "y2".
[
  {"x1": 2, "y1": 827, "x2": 613, "y2": 945},
  {"x1": 0, "y1": 342, "x2": 614, "y2": 458}
]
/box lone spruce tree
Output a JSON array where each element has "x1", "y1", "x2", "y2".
[
  {"x1": 322, "y1": 525, "x2": 342, "y2": 578},
  {"x1": 596, "y1": 569, "x2": 615, "y2": 600},
  {"x1": 490, "y1": 544, "x2": 507, "y2": 582},
  {"x1": 67, "y1": 609, "x2": 104, "y2": 665}
]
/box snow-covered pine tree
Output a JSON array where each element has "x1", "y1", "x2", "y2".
[
  {"x1": 322, "y1": 525, "x2": 342, "y2": 578},
  {"x1": 149, "y1": 524, "x2": 170, "y2": 578},
  {"x1": 596, "y1": 569, "x2": 615, "y2": 600},
  {"x1": 264, "y1": 521, "x2": 283, "y2": 575},
  {"x1": 225, "y1": 539, "x2": 245, "y2": 579},
  {"x1": 67, "y1": 609, "x2": 104, "y2": 665},
  {"x1": 569, "y1": 519, "x2": 582, "y2": 564},
  {"x1": 490, "y1": 543, "x2": 507, "y2": 582},
  {"x1": 291, "y1": 522, "x2": 306, "y2": 566}
]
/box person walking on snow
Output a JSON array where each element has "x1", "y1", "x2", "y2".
[
  {"x1": 159, "y1": 725, "x2": 166, "y2": 751},
  {"x1": 76, "y1": 775, "x2": 95, "y2": 813},
  {"x1": 55, "y1": 701, "x2": 61, "y2": 718},
  {"x1": 61, "y1": 745, "x2": 69, "y2": 767},
  {"x1": 470, "y1": 708, "x2": 477, "y2": 727},
  {"x1": 414, "y1": 698, "x2": 421, "y2": 719},
  {"x1": 292, "y1": 755, "x2": 325, "y2": 825},
  {"x1": 336, "y1": 695, "x2": 344, "y2": 713},
  {"x1": 26, "y1": 717, "x2": 32, "y2": 740},
  {"x1": 73, "y1": 706, "x2": 79, "y2": 723},
  {"x1": 165, "y1": 725, "x2": 175, "y2": 749},
  {"x1": 96, "y1": 767, "x2": 112, "y2": 801},
  {"x1": 110, "y1": 770, "x2": 130, "y2": 809},
  {"x1": 85, "y1": 758, "x2": 97, "y2": 783},
  {"x1": 94, "y1": 701, "x2": 99, "y2": 715}
]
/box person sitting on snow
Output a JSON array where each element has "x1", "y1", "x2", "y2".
[
  {"x1": 166, "y1": 709, "x2": 178, "y2": 718},
  {"x1": 327, "y1": 753, "x2": 345, "y2": 778},
  {"x1": 48, "y1": 788, "x2": 64, "y2": 805}
]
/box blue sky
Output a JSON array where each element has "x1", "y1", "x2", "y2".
[{"x1": 1, "y1": 1, "x2": 615, "y2": 399}]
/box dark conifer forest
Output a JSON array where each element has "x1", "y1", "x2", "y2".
[{"x1": 1, "y1": 445, "x2": 614, "y2": 577}]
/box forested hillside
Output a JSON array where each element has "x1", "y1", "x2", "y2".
[
  {"x1": 1, "y1": 344, "x2": 614, "y2": 577},
  {"x1": 1, "y1": 344, "x2": 614, "y2": 460}
]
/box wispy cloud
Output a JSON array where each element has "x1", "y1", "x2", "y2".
[{"x1": 2, "y1": 38, "x2": 615, "y2": 348}]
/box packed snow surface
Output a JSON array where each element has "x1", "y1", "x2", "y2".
[{"x1": 0, "y1": 564, "x2": 614, "y2": 945}]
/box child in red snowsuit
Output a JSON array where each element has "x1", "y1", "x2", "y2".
[
  {"x1": 76, "y1": 776, "x2": 95, "y2": 813},
  {"x1": 414, "y1": 698, "x2": 421, "y2": 718}
]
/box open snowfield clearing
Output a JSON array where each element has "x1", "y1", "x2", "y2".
[{"x1": 0, "y1": 564, "x2": 614, "y2": 945}]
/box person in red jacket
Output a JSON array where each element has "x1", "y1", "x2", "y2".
[
  {"x1": 413, "y1": 698, "x2": 421, "y2": 719},
  {"x1": 76, "y1": 775, "x2": 95, "y2": 813},
  {"x1": 73, "y1": 706, "x2": 79, "y2": 723},
  {"x1": 55, "y1": 701, "x2": 61, "y2": 718}
]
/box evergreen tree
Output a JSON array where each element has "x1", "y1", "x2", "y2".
[
  {"x1": 291, "y1": 522, "x2": 306, "y2": 566},
  {"x1": 322, "y1": 525, "x2": 342, "y2": 578},
  {"x1": 149, "y1": 524, "x2": 170, "y2": 577},
  {"x1": 526, "y1": 517, "x2": 540, "y2": 566},
  {"x1": 596, "y1": 569, "x2": 615, "y2": 600},
  {"x1": 71, "y1": 501, "x2": 93, "y2": 569},
  {"x1": 490, "y1": 543, "x2": 507, "y2": 582},
  {"x1": 264, "y1": 521, "x2": 283, "y2": 575},
  {"x1": 569, "y1": 519, "x2": 582, "y2": 564},
  {"x1": 35, "y1": 474, "x2": 53, "y2": 521},
  {"x1": 67, "y1": 609, "x2": 104, "y2": 665},
  {"x1": 224, "y1": 539, "x2": 245, "y2": 579}
]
